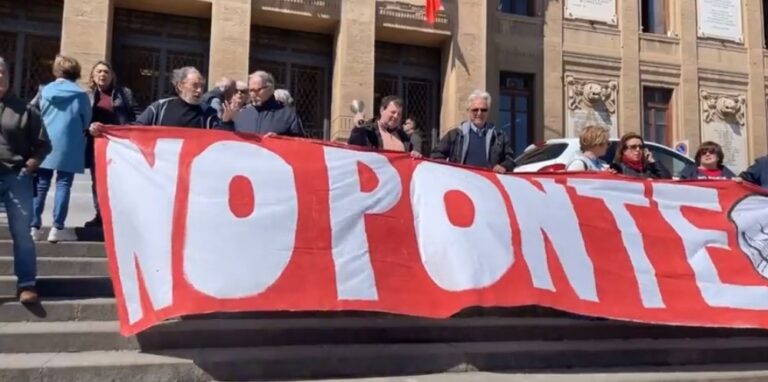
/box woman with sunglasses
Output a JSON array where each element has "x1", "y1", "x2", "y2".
[
  {"x1": 678, "y1": 141, "x2": 736, "y2": 180},
  {"x1": 611, "y1": 133, "x2": 670, "y2": 179}
]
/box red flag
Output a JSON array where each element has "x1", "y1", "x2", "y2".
[{"x1": 426, "y1": 0, "x2": 441, "y2": 24}]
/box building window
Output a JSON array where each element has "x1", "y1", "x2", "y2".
[
  {"x1": 498, "y1": 0, "x2": 534, "y2": 16},
  {"x1": 498, "y1": 72, "x2": 534, "y2": 155},
  {"x1": 642, "y1": 87, "x2": 674, "y2": 146},
  {"x1": 641, "y1": 0, "x2": 667, "y2": 34}
]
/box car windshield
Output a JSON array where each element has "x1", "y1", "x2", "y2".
[{"x1": 516, "y1": 143, "x2": 568, "y2": 166}]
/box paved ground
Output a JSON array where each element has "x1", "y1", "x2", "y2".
[
  {"x1": 303, "y1": 367, "x2": 768, "y2": 382},
  {"x1": 0, "y1": 170, "x2": 95, "y2": 228}
]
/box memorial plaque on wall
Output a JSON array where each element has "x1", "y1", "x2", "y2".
[
  {"x1": 697, "y1": 0, "x2": 743, "y2": 42},
  {"x1": 700, "y1": 91, "x2": 748, "y2": 172},
  {"x1": 564, "y1": 0, "x2": 617, "y2": 25},
  {"x1": 565, "y1": 75, "x2": 619, "y2": 139}
]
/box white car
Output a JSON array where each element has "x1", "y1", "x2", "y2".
[{"x1": 513, "y1": 138, "x2": 695, "y2": 178}]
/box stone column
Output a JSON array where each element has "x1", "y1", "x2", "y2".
[
  {"x1": 440, "y1": 0, "x2": 489, "y2": 135},
  {"x1": 744, "y1": 0, "x2": 768, "y2": 160},
  {"x1": 60, "y1": 0, "x2": 113, "y2": 84},
  {"x1": 542, "y1": 0, "x2": 564, "y2": 140},
  {"x1": 678, "y1": 0, "x2": 701, "y2": 151},
  {"x1": 330, "y1": 0, "x2": 376, "y2": 142},
  {"x1": 619, "y1": 0, "x2": 641, "y2": 135},
  {"x1": 209, "y1": 0, "x2": 251, "y2": 86}
]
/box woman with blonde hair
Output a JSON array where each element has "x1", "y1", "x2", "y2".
[
  {"x1": 567, "y1": 125, "x2": 610, "y2": 171},
  {"x1": 31, "y1": 55, "x2": 91, "y2": 242},
  {"x1": 83, "y1": 60, "x2": 140, "y2": 227}
]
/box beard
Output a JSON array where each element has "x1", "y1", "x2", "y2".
[{"x1": 181, "y1": 95, "x2": 202, "y2": 106}]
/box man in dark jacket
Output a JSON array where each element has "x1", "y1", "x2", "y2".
[
  {"x1": 431, "y1": 90, "x2": 515, "y2": 173},
  {"x1": 230, "y1": 71, "x2": 304, "y2": 136},
  {"x1": 0, "y1": 56, "x2": 52, "y2": 303},
  {"x1": 348, "y1": 96, "x2": 418, "y2": 156},
  {"x1": 741, "y1": 155, "x2": 768, "y2": 189}
]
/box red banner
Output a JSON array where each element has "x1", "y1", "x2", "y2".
[{"x1": 96, "y1": 127, "x2": 768, "y2": 336}]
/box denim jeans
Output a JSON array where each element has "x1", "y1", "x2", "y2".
[
  {"x1": 0, "y1": 172, "x2": 37, "y2": 287},
  {"x1": 89, "y1": 166, "x2": 100, "y2": 217},
  {"x1": 31, "y1": 169, "x2": 75, "y2": 230}
]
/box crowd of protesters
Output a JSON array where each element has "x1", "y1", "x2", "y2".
[{"x1": 2, "y1": 52, "x2": 768, "y2": 304}]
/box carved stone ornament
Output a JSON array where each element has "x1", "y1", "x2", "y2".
[
  {"x1": 565, "y1": 75, "x2": 618, "y2": 114},
  {"x1": 701, "y1": 90, "x2": 746, "y2": 126}
]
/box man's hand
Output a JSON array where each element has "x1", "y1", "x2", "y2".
[
  {"x1": 492, "y1": 165, "x2": 507, "y2": 174},
  {"x1": 263, "y1": 132, "x2": 277, "y2": 138},
  {"x1": 734, "y1": 177, "x2": 744, "y2": 183},
  {"x1": 89, "y1": 122, "x2": 106, "y2": 137},
  {"x1": 24, "y1": 158, "x2": 40, "y2": 173},
  {"x1": 221, "y1": 101, "x2": 238, "y2": 123},
  {"x1": 409, "y1": 151, "x2": 423, "y2": 159}
]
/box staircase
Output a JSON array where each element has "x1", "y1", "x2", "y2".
[{"x1": 3, "y1": 228, "x2": 768, "y2": 382}]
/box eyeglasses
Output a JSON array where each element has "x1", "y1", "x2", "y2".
[
  {"x1": 626, "y1": 144, "x2": 644, "y2": 151},
  {"x1": 249, "y1": 86, "x2": 269, "y2": 93},
  {"x1": 470, "y1": 108, "x2": 488, "y2": 114},
  {"x1": 236, "y1": 89, "x2": 248, "y2": 95},
  {"x1": 700, "y1": 149, "x2": 717, "y2": 155}
]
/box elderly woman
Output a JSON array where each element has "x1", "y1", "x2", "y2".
[
  {"x1": 567, "y1": 125, "x2": 610, "y2": 171},
  {"x1": 678, "y1": 141, "x2": 736, "y2": 180},
  {"x1": 611, "y1": 133, "x2": 671, "y2": 179},
  {"x1": 84, "y1": 60, "x2": 140, "y2": 228},
  {"x1": 31, "y1": 55, "x2": 91, "y2": 243}
]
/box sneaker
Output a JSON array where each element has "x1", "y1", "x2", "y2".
[
  {"x1": 17, "y1": 287, "x2": 39, "y2": 304},
  {"x1": 30, "y1": 227, "x2": 43, "y2": 241},
  {"x1": 47, "y1": 227, "x2": 78, "y2": 243},
  {"x1": 83, "y1": 215, "x2": 102, "y2": 228}
]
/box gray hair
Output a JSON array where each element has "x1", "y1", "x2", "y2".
[
  {"x1": 248, "y1": 70, "x2": 275, "y2": 90},
  {"x1": 171, "y1": 66, "x2": 203, "y2": 89},
  {"x1": 468, "y1": 90, "x2": 492, "y2": 108},
  {"x1": 215, "y1": 77, "x2": 235, "y2": 92},
  {"x1": 273, "y1": 89, "x2": 294, "y2": 106}
]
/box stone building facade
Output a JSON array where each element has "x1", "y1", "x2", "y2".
[{"x1": 1, "y1": 0, "x2": 767, "y2": 169}]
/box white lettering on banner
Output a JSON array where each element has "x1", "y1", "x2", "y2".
[
  {"x1": 654, "y1": 184, "x2": 768, "y2": 309},
  {"x1": 497, "y1": 177, "x2": 598, "y2": 301},
  {"x1": 569, "y1": 179, "x2": 664, "y2": 308},
  {"x1": 410, "y1": 162, "x2": 513, "y2": 291},
  {"x1": 184, "y1": 141, "x2": 298, "y2": 298},
  {"x1": 324, "y1": 148, "x2": 401, "y2": 300},
  {"x1": 107, "y1": 138, "x2": 182, "y2": 324}
]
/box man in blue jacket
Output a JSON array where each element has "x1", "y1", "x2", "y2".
[
  {"x1": 230, "y1": 71, "x2": 304, "y2": 137},
  {"x1": 741, "y1": 155, "x2": 768, "y2": 189}
]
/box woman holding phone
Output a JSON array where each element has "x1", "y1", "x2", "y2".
[{"x1": 611, "y1": 133, "x2": 671, "y2": 179}]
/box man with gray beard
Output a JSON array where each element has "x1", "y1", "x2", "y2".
[{"x1": 90, "y1": 67, "x2": 236, "y2": 135}]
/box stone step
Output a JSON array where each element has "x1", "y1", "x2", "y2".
[
  {"x1": 0, "y1": 298, "x2": 117, "y2": 322},
  {"x1": 0, "y1": 257, "x2": 108, "y2": 277},
  {"x1": 0, "y1": 240, "x2": 106, "y2": 258},
  {"x1": 0, "y1": 227, "x2": 104, "y2": 242},
  {"x1": 1, "y1": 317, "x2": 766, "y2": 354},
  {"x1": 5, "y1": 338, "x2": 768, "y2": 381},
  {"x1": 0, "y1": 276, "x2": 113, "y2": 298}
]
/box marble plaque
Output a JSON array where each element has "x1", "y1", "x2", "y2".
[
  {"x1": 702, "y1": 121, "x2": 747, "y2": 172},
  {"x1": 700, "y1": 91, "x2": 748, "y2": 172},
  {"x1": 565, "y1": 0, "x2": 617, "y2": 25},
  {"x1": 697, "y1": 0, "x2": 743, "y2": 42},
  {"x1": 566, "y1": 107, "x2": 618, "y2": 139},
  {"x1": 565, "y1": 75, "x2": 619, "y2": 139}
]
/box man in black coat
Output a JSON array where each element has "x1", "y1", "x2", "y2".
[
  {"x1": 229, "y1": 71, "x2": 304, "y2": 137},
  {"x1": 431, "y1": 90, "x2": 515, "y2": 173},
  {"x1": 741, "y1": 155, "x2": 768, "y2": 189}
]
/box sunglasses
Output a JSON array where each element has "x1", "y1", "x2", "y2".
[
  {"x1": 626, "y1": 144, "x2": 645, "y2": 151},
  {"x1": 700, "y1": 149, "x2": 717, "y2": 155},
  {"x1": 470, "y1": 108, "x2": 489, "y2": 113},
  {"x1": 236, "y1": 89, "x2": 248, "y2": 94}
]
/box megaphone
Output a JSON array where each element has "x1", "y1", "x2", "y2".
[{"x1": 350, "y1": 100, "x2": 366, "y2": 126}]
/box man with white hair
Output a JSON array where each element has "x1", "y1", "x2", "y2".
[
  {"x1": 90, "y1": 66, "x2": 235, "y2": 134},
  {"x1": 0, "y1": 56, "x2": 51, "y2": 303},
  {"x1": 230, "y1": 71, "x2": 304, "y2": 136},
  {"x1": 431, "y1": 90, "x2": 515, "y2": 173}
]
